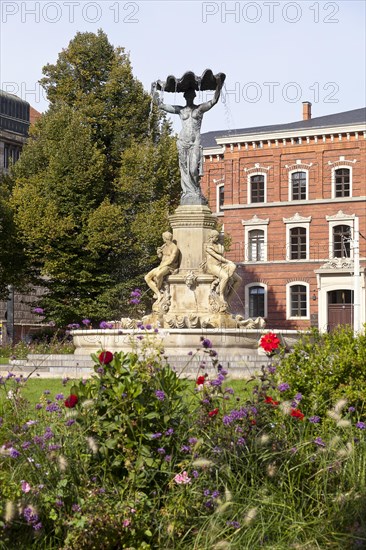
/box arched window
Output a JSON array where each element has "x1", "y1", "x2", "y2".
[
  {"x1": 333, "y1": 224, "x2": 351, "y2": 258},
  {"x1": 250, "y1": 174, "x2": 265, "y2": 203},
  {"x1": 248, "y1": 229, "x2": 264, "y2": 261},
  {"x1": 334, "y1": 168, "x2": 350, "y2": 197},
  {"x1": 290, "y1": 227, "x2": 307, "y2": 260},
  {"x1": 291, "y1": 171, "x2": 307, "y2": 200},
  {"x1": 287, "y1": 283, "x2": 308, "y2": 318},
  {"x1": 249, "y1": 285, "x2": 265, "y2": 317}
]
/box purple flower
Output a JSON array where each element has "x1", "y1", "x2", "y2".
[
  {"x1": 130, "y1": 289, "x2": 141, "y2": 297},
  {"x1": 9, "y1": 447, "x2": 20, "y2": 458},
  {"x1": 356, "y1": 421, "x2": 366, "y2": 430},
  {"x1": 309, "y1": 416, "x2": 321, "y2": 424},
  {"x1": 157, "y1": 448, "x2": 166, "y2": 455},
  {"x1": 35, "y1": 403, "x2": 43, "y2": 410},
  {"x1": 130, "y1": 298, "x2": 140, "y2": 305},
  {"x1": 55, "y1": 393, "x2": 64, "y2": 400},
  {"x1": 165, "y1": 428, "x2": 174, "y2": 436},
  {"x1": 314, "y1": 437, "x2": 326, "y2": 447},
  {"x1": 21, "y1": 441, "x2": 32, "y2": 450},
  {"x1": 99, "y1": 321, "x2": 113, "y2": 329},
  {"x1": 65, "y1": 419, "x2": 76, "y2": 426},
  {"x1": 224, "y1": 387, "x2": 234, "y2": 395},
  {"x1": 45, "y1": 403, "x2": 60, "y2": 413},
  {"x1": 55, "y1": 499, "x2": 64, "y2": 507},
  {"x1": 164, "y1": 454, "x2": 172, "y2": 462},
  {"x1": 72, "y1": 504, "x2": 82, "y2": 512},
  {"x1": 267, "y1": 365, "x2": 277, "y2": 374},
  {"x1": 181, "y1": 445, "x2": 191, "y2": 453},
  {"x1": 33, "y1": 307, "x2": 44, "y2": 315},
  {"x1": 82, "y1": 319, "x2": 91, "y2": 326},
  {"x1": 43, "y1": 390, "x2": 50, "y2": 395},
  {"x1": 48, "y1": 444, "x2": 61, "y2": 451},
  {"x1": 201, "y1": 338, "x2": 212, "y2": 349},
  {"x1": 278, "y1": 382, "x2": 290, "y2": 392},
  {"x1": 203, "y1": 489, "x2": 211, "y2": 496},
  {"x1": 227, "y1": 520, "x2": 241, "y2": 529},
  {"x1": 145, "y1": 324, "x2": 152, "y2": 330},
  {"x1": 33, "y1": 522, "x2": 43, "y2": 531},
  {"x1": 97, "y1": 367, "x2": 105, "y2": 375},
  {"x1": 188, "y1": 437, "x2": 197, "y2": 445},
  {"x1": 155, "y1": 390, "x2": 165, "y2": 401},
  {"x1": 212, "y1": 490, "x2": 220, "y2": 498},
  {"x1": 151, "y1": 432, "x2": 162, "y2": 439},
  {"x1": 237, "y1": 437, "x2": 246, "y2": 446},
  {"x1": 192, "y1": 470, "x2": 199, "y2": 478},
  {"x1": 348, "y1": 406, "x2": 356, "y2": 413}
]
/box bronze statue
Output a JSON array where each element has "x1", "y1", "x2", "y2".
[{"x1": 152, "y1": 70, "x2": 225, "y2": 205}]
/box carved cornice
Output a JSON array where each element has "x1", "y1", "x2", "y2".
[
  {"x1": 244, "y1": 163, "x2": 271, "y2": 174},
  {"x1": 285, "y1": 160, "x2": 313, "y2": 171},
  {"x1": 242, "y1": 214, "x2": 269, "y2": 226},
  {"x1": 283, "y1": 212, "x2": 312, "y2": 224},
  {"x1": 319, "y1": 258, "x2": 354, "y2": 270},
  {"x1": 326, "y1": 210, "x2": 355, "y2": 222},
  {"x1": 328, "y1": 156, "x2": 357, "y2": 167}
]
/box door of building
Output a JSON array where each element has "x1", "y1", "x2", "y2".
[{"x1": 327, "y1": 289, "x2": 354, "y2": 331}]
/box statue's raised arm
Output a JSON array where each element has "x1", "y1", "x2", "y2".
[{"x1": 151, "y1": 70, "x2": 225, "y2": 206}]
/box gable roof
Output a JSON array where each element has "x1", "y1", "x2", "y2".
[{"x1": 201, "y1": 107, "x2": 366, "y2": 148}]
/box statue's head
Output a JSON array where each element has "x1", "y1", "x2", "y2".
[
  {"x1": 162, "y1": 231, "x2": 173, "y2": 241},
  {"x1": 184, "y1": 89, "x2": 196, "y2": 102},
  {"x1": 209, "y1": 230, "x2": 220, "y2": 242}
]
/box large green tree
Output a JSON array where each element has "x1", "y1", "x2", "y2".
[
  {"x1": 0, "y1": 174, "x2": 28, "y2": 297},
  {"x1": 12, "y1": 31, "x2": 180, "y2": 325}
]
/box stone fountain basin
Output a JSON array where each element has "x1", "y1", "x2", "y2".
[{"x1": 72, "y1": 328, "x2": 302, "y2": 356}]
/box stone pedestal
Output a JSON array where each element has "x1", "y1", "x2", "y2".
[{"x1": 144, "y1": 205, "x2": 249, "y2": 329}]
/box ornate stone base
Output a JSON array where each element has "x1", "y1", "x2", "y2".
[{"x1": 141, "y1": 204, "x2": 264, "y2": 330}]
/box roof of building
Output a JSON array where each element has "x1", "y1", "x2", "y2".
[
  {"x1": 30, "y1": 105, "x2": 42, "y2": 125},
  {"x1": 0, "y1": 90, "x2": 29, "y2": 104},
  {"x1": 201, "y1": 107, "x2": 366, "y2": 148}
]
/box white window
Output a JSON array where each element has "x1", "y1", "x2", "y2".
[
  {"x1": 286, "y1": 282, "x2": 310, "y2": 320},
  {"x1": 289, "y1": 170, "x2": 308, "y2": 201},
  {"x1": 283, "y1": 213, "x2": 311, "y2": 261},
  {"x1": 326, "y1": 210, "x2": 355, "y2": 259},
  {"x1": 242, "y1": 215, "x2": 269, "y2": 262},
  {"x1": 245, "y1": 283, "x2": 267, "y2": 318},
  {"x1": 331, "y1": 164, "x2": 353, "y2": 198}
]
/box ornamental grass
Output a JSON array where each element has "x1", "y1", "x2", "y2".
[{"x1": 0, "y1": 327, "x2": 365, "y2": 549}]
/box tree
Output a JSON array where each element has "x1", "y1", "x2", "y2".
[
  {"x1": 11, "y1": 31, "x2": 180, "y2": 325},
  {"x1": 0, "y1": 174, "x2": 28, "y2": 298}
]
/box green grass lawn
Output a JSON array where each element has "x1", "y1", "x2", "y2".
[{"x1": 0, "y1": 357, "x2": 9, "y2": 365}]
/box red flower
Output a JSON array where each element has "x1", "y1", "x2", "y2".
[
  {"x1": 196, "y1": 376, "x2": 205, "y2": 385},
  {"x1": 259, "y1": 332, "x2": 280, "y2": 354},
  {"x1": 98, "y1": 351, "x2": 114, "y2": 365},
  {"x1": 265, "y1": 395, "x2": 279, "y2": 406},
  {"x1": 208, "y1": 408, "x2": 219, "y2": 417},
  {"x1": 290, "y1": 408, "x2": 304, "y2": 420},
  {"x1": 64, "y1": 394, "x2": 78, "y2": 408}
]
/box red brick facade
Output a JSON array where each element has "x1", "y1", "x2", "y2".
[{"x1": 201, "y1": 107, "x2": 366, "y2": 332}]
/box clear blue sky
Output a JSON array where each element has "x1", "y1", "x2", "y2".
[{"x1": 1, "y1": 0, "x2": 365, "y2": 133}]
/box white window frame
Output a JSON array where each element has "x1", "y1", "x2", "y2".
[
  {"x1": 286, "y1": 281, "x2": 310, "y2": 320},
  {"x1": 248, "y1": 171, "x2": 267, "y2": 204},
  {"x1": 288, "y1": 169, "x2": 309, "y2": 201},
  {"x1": 283, "y1": 214, "x2": 311, "y2": 261},
  {"x1": 331, "y1": 165, "x2": 353, "y2": 198},
  {"x1": 245, "y1": 282, "x2": 268, "y2": 319},
  {"x1": 216, "y1": 182, "x2": 225, "y2": 213},
  {"x1": 326, "y1": 211, "x2": 355, "y2": 259},
  {"x1": 242, "y1": 215, "x2": 269, "y2": 262}
]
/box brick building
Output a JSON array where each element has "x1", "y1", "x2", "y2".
[{"x1": 201, "y1": 104, "x2": 366, "y2": 332}]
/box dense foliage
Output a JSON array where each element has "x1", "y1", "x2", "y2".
[
  {"x1": 276, "y1": 326, "x2": 366, "y2": 415},
  {"x1": 10, "y1": 30, "x2": 180, "y2": 325},
  {"x1": 1, "y1": 330, "x2": 365, "y2": 548}
]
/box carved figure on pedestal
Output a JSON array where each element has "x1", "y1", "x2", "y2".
[
  {"x1": 202, "y1": 230, "x2": 242, "y2": 311},
  {"x1": 151, "y1": 72, "x2": 224, "y2": 205},
  {"x1": 144, "y1": 232, "x2": 180, "y2": 308}
]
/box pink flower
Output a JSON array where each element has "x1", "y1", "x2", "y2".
[
  {"x1": 174, "y1": 471, "x2": 191, "y2": 485},
  {"x1": 21, "y1": 481, "x2": 31, "y2": 493}
]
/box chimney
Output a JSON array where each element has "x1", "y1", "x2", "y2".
[{"x1": 302, "y1": 101, "x2": 312, "y2": 120}]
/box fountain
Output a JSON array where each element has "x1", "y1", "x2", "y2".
[{"x1": 72, "y1": 71, "x2": 300, "y2": 366}]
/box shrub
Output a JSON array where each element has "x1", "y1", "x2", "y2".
[{"x1": 276, "y1": 326, "x2": 366, "y2": 416}]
